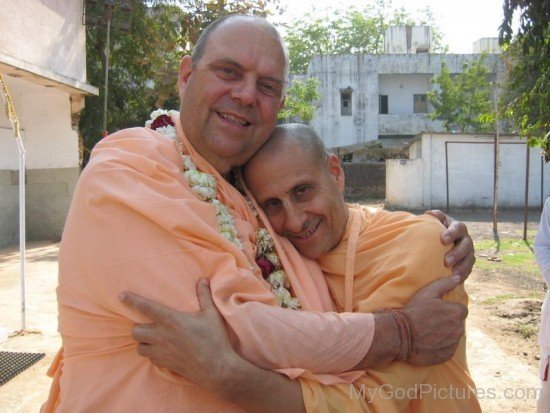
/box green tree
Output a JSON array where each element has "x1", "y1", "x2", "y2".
[
  {"x1": 499, "y1": 0, "x2": 550, "y2": 155},
  {"x1": 285, "y1": 0, "x2": 447, "y2": 74},
  {"x1": 427, "y1": 56, "x2": 493, "y2": 133},
  {"x1": 278, "y1": 78, "x2": 321, "y2": 123},
  {"x1": 80, "y1": 0, "x2": 278, "y2": 165}
]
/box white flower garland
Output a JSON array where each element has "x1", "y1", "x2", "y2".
[
  {"x1": 255, "y1": 228, "x2": 300, "y2": 310},
  {"x1": 146, "y1": 109, "x2": 300, "y2": 309},
  {"x1": 145, "y1": 110, "x2": 241, "y2": 249}
]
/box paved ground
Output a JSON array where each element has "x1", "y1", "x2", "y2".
[{"x1": 0, "y1": 208, "x2": 544, "y2": 411}]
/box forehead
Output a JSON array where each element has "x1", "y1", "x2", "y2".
[
  {"x1": 202, "y1": 21, "x2": 287, "y2": 79},
  {"x1": 246, "y1": 144, "x2": 325, "y2": 198}
]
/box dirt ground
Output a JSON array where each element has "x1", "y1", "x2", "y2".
[{"x1": 0, "y1": 207, "x2": 546, "y2": 412}]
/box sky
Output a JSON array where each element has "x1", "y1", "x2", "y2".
[{"x1": 272, "y1": 0, "x2": 514, "y2": 54}]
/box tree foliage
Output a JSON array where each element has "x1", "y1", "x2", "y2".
[
  {"x1": 499, "y1": 0, "x2": 550, "y2": 155},
  {"x1": 80, "y1": 0, "x2": 278, "y2": 165},
  {"x1": 427, "y1": 56, "x2": 493, "y2": 133},
  {"x1": 278, "y1": 78, "x2": 321, "y2": 123},
  {"x1": 284, "y1": 0, "x2": 448, "y2": 74}
]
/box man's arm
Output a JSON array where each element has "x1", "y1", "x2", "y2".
[
  {"x1": 122, "y1": 275, "x2": 465, "y2": 375},
  {"x1": 124, "y1": 279, "x2": 306, "y2": 413},
  {"x1": 426, "y1": 209, "x2": 476, "y2": 280}
]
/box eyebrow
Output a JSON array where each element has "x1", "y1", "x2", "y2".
[{"x1": 211, "y1": 58, "x2": 285, "y2": 87}]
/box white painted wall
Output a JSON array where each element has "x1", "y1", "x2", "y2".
[
  {"x1": 0, "y1": 75, "x2": 78, "y2": 170},
  {"x1": 0, "y1": 0, "x2": 86, "y2": 82},
  {"x1": 379, "y1": 74, "x2": 432, "y2": 114},
  {"x1": 386, "y1": 133, "x2": 550, "y2": 209}
]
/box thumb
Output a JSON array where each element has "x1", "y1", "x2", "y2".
[
  {"x1": 196, "y1": 278, "x2": 216, "y2": 313},
  {"x1": 415, "y1": 275, "x2": 461, "y2": 300}
]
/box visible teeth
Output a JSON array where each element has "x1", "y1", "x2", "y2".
[{"x1": 219, "y1": 112, "x2": 250, "y2": 126}]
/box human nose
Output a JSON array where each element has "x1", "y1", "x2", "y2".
[
  {"x1": 283, "y1": 204, "x2": 307, "y2": 234},
  {"x1": 230, "y1": 77, "x2": 257, "y2": 106}
]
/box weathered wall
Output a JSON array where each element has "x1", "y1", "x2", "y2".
[
  {"x1": 342, "y1": 162, "x2": 386, "y2": 200},
  {"x1": 308, "y1": 53, "x2": 504, "y2": 150},
  {"x1": 0, "y1": 168, "x2": 79, "y2": 247},
  {"x1": 386, "y1": 133, "x2": 550, "y2": 209},
  {"x1": 0, "y1": 0, "x2": 86, "y2": 82}
]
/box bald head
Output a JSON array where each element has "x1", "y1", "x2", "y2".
[
  {"x1": 192, "y1": 14, "x2": 289, "y2": 78},
  {"x1": 243, "y1": 123, "x2": 349, "y2": 259},
  {"x1": 245, "y1": 123, "x2": 330, "y2": 177}
]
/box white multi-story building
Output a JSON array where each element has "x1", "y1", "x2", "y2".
[
  {"x1": 308, "y1": 26, "x2": 504, "y2": 151},
  {"x1": 0, "y1": 0, "x2": 98, "y2": 248}
]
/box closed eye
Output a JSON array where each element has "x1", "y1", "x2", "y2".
[{"x1": 262, "y1": 199, "x2": 282, "y2": 216}]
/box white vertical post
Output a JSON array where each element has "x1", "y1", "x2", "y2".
[{"x1": 16, "y1": 135, "x2": 26, "y2": 331}]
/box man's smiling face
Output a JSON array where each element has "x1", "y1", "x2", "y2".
[
  {"x1": 178, "y1": 18, "x2": 287, "y2": 176},
  {"x1": 244, "y1": 130, "x2": 349, "y2": 259}
]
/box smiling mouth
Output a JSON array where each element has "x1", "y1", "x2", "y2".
[
  {"x1": 218, "y1": 112, "x2": 251, "y2": 127},
  {"x1": 291, "y1": 220, "x2": 321, "y2": 241}
]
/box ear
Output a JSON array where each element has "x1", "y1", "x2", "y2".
[
  {"x1": 326, "y1": 154, "x2": 345, "y2": 194},
  {"x1": 178, "y1": 55, "x2": 193, "y2": 92}
]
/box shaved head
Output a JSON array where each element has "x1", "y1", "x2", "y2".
[
  {"x1": 243, "y1": 123, "x2": 349, "y2": 259},
  {"x1": 245, "y1": 123, "x2": 330, "y2": 177}
]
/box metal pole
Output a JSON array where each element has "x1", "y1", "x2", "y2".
[
  {"x1": 0, "y1": 74, "x2": 26, "y2": 332},
  {"x1": 524, "y1": 142, "x2": 530, "y2": 240},
  {"x1": 16, "y1": 135, "x2": 26, "y2": 331},
  {"x1": 445, "y1": 141, "x2": 450, "y2": 213},
  {"x1": 493, "y1": 93, "x2": 500, "y2": 232},
  {"x1": 102, "y1": 2, "x2": 112, "y2": 134}
]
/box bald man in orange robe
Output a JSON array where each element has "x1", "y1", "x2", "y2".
[
  {"x1": 125, "y1": 123, "x2": 479, "y2": 412},
  {"x1": 43, "y1": 15, "x2": 475, "y2": 413}
]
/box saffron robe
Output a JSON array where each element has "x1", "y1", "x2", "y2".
[
  {"x1": 40, "y1": 121, "x2": 375, "y2": 412},
  {"x1": 300, "y1": 204, "x2": 482, "y2": 413}
]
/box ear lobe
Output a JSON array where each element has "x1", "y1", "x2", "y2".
[
  {"x1": 178, "y1": 55, "x2": 193, "y2": 90},
  {"x1": 327, "y1": 154, "x2": 345, "y2": 192}
]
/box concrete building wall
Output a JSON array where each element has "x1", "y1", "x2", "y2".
[
  {"x1": 0, "y1": 0, "x2": 89, "y2": 248},
  {"x1": 473, "y1": 38, "x2": 501, "y2": 54},
  {"x1": 384, "y1": 26, "x2": 433, "y2": 54},
  {"x1": 386, "y1": 133, "x2": 550, "y2": 209},
  {"x1": 379, "y1": 74, "x2": 432, "y2": 114},
  {"x1": 0, "y1": 0, "x2": 86, "y2": 82},
  {"x1": 309, "y1": 53, "x2": 504, "y2": 150},
  {"x1": 0, "y1": 76, "x2": 80, "y2": 248}
]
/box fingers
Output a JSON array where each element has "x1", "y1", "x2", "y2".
[
  {"x1": 441, "y1": 220, "x2": 468, "y2": 246},
  {"x1": 132, "y1": 323, "x2": 158, "y2": 344},
  {"x1": 120, "y1": 292, "x2": 173, "y2": 323},
  {"x1": 414, "y1": 276, "x2": 462, "y2": 300},
  {"x1": 425, "y1": 209, "x2": 449, "y2": 227},
  {"x1": 449, "y1": 251, "x2": 476, "y2": 281},
  {"x1": 196, "y1": 279, "x2": 215, "y2": 313}
]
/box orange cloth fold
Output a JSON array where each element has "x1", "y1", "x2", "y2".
[
  {"x1": 41, "y1": 124, "x2": 374, "y2": 412},
  {"x1": 301, "y1": 205, "x2": 481, "y2": 412}
]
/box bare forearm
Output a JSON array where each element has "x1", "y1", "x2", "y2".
[
  {"x1": 204, "y1": 353, "x2": 306, "y2": 413},
  {"x1": 352, "y1": 312, "x2": 400, "y2": 369}
]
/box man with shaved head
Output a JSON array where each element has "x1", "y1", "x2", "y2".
[
  {"x1": 241, "y1": 123, "x2": 481, "y2": 411},
  {"x1": 43, "y1": 14, "x2": 476, "y2": 412}
]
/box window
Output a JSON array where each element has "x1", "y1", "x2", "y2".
[
  {"x1": 379, "y1": 95, "x2": 389, "y2": 114},
  {"x1": 340, "y1": 88, "x2": 352, "y2": 116},
  {"x1": 413, "y1": 94, "x2": 427, "y2": 113}
]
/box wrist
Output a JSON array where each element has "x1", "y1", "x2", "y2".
[{"x1": 366, "y1": 312, "x2": 401, "y2": 366}]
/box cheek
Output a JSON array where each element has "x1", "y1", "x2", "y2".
[{"x1": 267, "y1": 214, "x2": 286, "y2": 236}]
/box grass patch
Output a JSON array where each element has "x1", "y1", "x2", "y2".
[
  {"x1": 482, "y1": 293, "x2": 516, "y2": 305},
  {"x1": 474, "y1": 237, "x2": 538, "y2": 274},
  {"x1": 514, "y1": 322, "x2": 538, "y2": 339}
]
